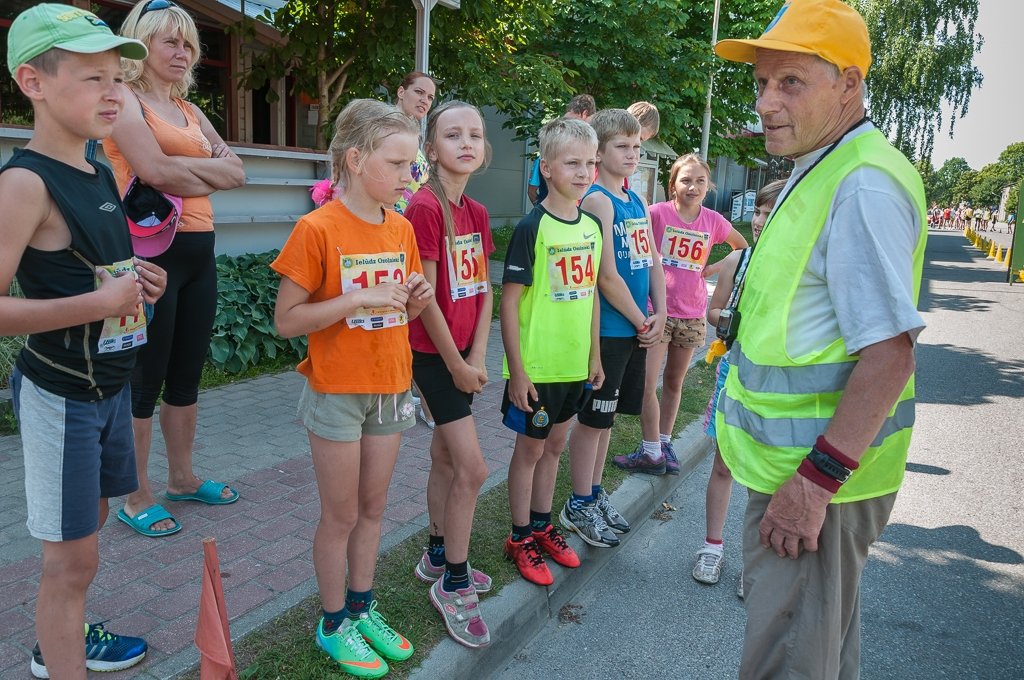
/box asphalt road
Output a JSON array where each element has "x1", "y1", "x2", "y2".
[{"x1": 493, "y1": 232, "x2": 1024, "y2": 680}]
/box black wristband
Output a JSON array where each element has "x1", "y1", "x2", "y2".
[{"x1": 806, "y1": 446, "x2": 854, "y2": 484}]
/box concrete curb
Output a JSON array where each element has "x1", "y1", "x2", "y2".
[{"x1": 409, "y1": 419, "x2": 715, "y2": 680}]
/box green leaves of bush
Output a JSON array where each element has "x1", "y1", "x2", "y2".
[{"x1": 210, "y1": 251, "x2": 306, "y2": 373}]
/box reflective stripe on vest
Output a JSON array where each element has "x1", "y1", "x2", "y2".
[
  {"x1": 714, "y1": 128, "x2": 927, "y2": 503},
  {"x1": 732, "y1": 342, "x2": 855, "y2": 394},
  {"x1": 718, "y1": 387, "x2": 916, "y2": 450}
]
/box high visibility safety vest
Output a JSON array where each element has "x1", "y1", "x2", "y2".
[{"x1": 715, "y1": 129, "x2": 927, "y2": 503}]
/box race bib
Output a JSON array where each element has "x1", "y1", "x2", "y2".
[
  {"x1": 96, "y1": 259, "x2": 147, "y2": 354},
  {"x1": 547, "y1": 241, "x2": 596, "y2": 302},
  {"x1": 445, "y1": 233, "x2": 488, "y2": 301},
  {"x1": 660, "y1": 225, "x2": 710, "y2": 271},
  {"x1": 624, "y1": 217, "x2": 653, "y2": 270},
  {"x1": 340, "y1": 251, "x2": 408, "y2": 330}
]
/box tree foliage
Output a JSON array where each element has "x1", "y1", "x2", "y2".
[
  {"x1": 929, "y1": 156, "x2": 972, "y2": 205},
  {"x1": 235, "y1": 1, "x2": 570, "y2": 148},
  {"x1": 526, "y1": 0, "x2": 778, "y2": 164},
  {"x1": 851, "y1": 0, "x2": 983, "y2": 162}
]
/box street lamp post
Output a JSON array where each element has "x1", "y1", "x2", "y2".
[
  {"x1": 699, "y1": 0, "x2": 722, "y2": 161},
  {"x1": 413, "y1": 0, "x2": 461, "y2": 74}
]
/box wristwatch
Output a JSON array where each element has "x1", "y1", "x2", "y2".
[{"x1": 807, "y1": 446, "x2": 853, "y2": 484}]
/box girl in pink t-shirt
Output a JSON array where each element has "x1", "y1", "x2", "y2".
[
  {"x1": 406, "y1": 101, "x2": 495, "y2": 649},
  {"x1": 617, "y1": 154, "x2": 746, "y2": 474}
]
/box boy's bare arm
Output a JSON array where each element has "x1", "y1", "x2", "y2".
[
  {"x1": 0, "y1": 169, "x2": 142, "y2": 337},
  {"x1": 500, "y1": 282, "x2": 536, "y2": 411}
]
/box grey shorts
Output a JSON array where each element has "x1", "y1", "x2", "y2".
[
  {"x1": 12, "y1": 368, "x2": 138, "y2": 542},
  {"x1": 661, "y1": 316, "x2": 707, "y2": 349},
  {"x1": 297, "y1": 382, "x2": 417, "y2": 442}
]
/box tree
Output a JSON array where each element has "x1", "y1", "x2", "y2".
[
  {"x1": 526, "y1": 0, "x2": 779, "y2": 164},
  {"x1": 915, "y1": 158, "x2": 937, "y2": 205},
  {"x1": 969, "y1": 163, "x2": 1011, "y2": 208},
  {"x1": 236, "y1": 1, "x2": 570, "y2": 148},
  {"x1": 952, "y1": 168, "x2": 978, "y2": 204},
  {"x1": 851, "y1": 0, "x2": 983, "y2": 162},
  {"x1": 931, "y1": 156, "x2": 972, "y2": 205}
]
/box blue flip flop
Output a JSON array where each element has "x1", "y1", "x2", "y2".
[
  {"x1": 117, "y1": 503, "x2": 182, "y2": 537},
  {"x1": 165, "y1": 479, "x2": 240, "y2": 505}
]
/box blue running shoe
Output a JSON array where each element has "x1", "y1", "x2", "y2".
[{"x1": 31, "y1": 622, "x2": 147, "y2": 678}]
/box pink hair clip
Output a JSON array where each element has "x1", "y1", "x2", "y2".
[{"x1": 310, "y1": 179, "x2": 338, "y2": 208}]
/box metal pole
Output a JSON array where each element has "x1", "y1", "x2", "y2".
[
  {"x1": 699, "y1": 0, "x2": 721, "y2": 161},
  {"x1": 414, "y1": 0, "x2": 434, "y2": 73}
]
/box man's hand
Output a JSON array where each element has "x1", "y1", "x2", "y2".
[{"x1": 759, "y1": 473, "x2": 835, "y2": 559}]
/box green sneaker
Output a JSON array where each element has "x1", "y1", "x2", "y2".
[
  {"x1": 316, "y1": 617, "x2": 388, "y2": 678},
  {"x1": 354, "y1": 601, "x2": 414, "y2": 661}
]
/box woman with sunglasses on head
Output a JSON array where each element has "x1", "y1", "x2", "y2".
[{"x1": 105, "y1": 0, "x2": 245, "y2": 537}]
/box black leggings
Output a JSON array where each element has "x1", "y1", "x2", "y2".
[{"x1": 131, "y1": 231, "x2": 217, "y2": 419}]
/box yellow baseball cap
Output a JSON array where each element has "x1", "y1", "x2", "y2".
[
  {"x1": 7, "y1": 4, "x2": 148, "y2": 74},
  {"x1": 714, "y1": 0, "x2": 871, "y2": 75}
]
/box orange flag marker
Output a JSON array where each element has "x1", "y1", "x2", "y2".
[{"x1": 196, "y1": 537, "x2": 238, "y2": 680}]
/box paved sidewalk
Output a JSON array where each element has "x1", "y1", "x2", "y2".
[{"x1": 0, "y1": 261, "x2": 716, "y2": 679}]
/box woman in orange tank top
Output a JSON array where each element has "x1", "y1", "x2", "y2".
[{"x1": 106, "y1": 0, "x2": 245, "y2": 537}]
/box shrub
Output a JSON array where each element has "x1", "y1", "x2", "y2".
[{"x1": 209, "y1": 251, "x2": 306, "y2": 373}]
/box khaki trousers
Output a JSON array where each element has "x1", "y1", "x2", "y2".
[{"x1": 740, "y1": 490, "x2": 897, "y2": 680}]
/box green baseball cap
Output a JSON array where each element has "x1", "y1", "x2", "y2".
[{"x1": 7, "y1": 4, "x2": 148, "y2": 74}]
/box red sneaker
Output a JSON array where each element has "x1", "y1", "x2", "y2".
[
  {"x1": 504, "y1": 535, "x2": 553, "y2": 586},
  {"x1": 532, "y1": 523, "x2": 581, "y2": 568}
]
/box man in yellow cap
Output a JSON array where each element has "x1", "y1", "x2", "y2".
[{"x1": 712, "y1": 0, "x2": 927, "y2": 677}]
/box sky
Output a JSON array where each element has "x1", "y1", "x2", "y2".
[{"x1": 928, "y1": 0, "x2": 1021, "y2": 170}]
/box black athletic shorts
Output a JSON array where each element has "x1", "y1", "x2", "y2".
[
  {"x1": 412, "y1": 349, "x2": 475, "y2": 427},
  {"x1": 501, "y1": 379, "x2": 588, "y2": 440},
  {"x1": 577, "y1": 336, "x2": 646, "y2": 429}
]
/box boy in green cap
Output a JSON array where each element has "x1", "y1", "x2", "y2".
[{"x1": 2, "y1": 5, "x2": 166, "y2": 678}]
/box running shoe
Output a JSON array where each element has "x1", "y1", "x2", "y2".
[
  {"x1": 692, "y1": 547, "x2": 724, "y2": 585},
  {"x1": 354, "y1": 601, "x2": 414, "y2": 661},
  {"x1": 316, "y1": 617, "x2": 388, "y2": 678},
  {"x1": 595, "y1": 489, "x2": 630, "y2": 534},
  {"x1": 663, "y1": 440, "x2": 680, "y2": 475},
  {"x1": 413, "y1": 551, "x2": 493, "y2": 593},
  {"x1": 31, "y1": 622, "x2": 147, "y2": 678},
  {"x1": 559, "y1": 499, "x2": 619, "y2": 548},
  {"x1": 429, "y1": 580, "x2": 491, "y2": 648},
  {"x1": 504, "y1": 534, "x2": 554, "y2": 586},
  {"x1": 531, "y1": 523, "x2": 581, "y2": 568},
  {"x1": 612, "y1": 442, "x2": 666, "y2": 475},
  {"x1": 737, "y1": 568, "x2": 745, "y2": 600}
]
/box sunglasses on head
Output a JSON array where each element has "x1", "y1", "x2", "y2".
[{"x1": 140, "y1": 0, "x2": 177, "y2": 17}]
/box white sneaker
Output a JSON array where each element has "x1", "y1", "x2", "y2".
[
  {"x1": 737, "y1": 568, "x2": 745, "y2": 600},
  {"x1": 692, "y1": 547, "x2": 724, "y2": 584},
  {"x1": 417, "y1": 406, "x2": 435, "y2": 430}
]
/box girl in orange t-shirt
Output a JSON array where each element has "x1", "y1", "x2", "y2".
[{"x1": 271, "y1": 99, "x2": 433, "y2": 673}]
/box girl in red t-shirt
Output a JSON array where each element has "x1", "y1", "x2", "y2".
[
  {"x1": 272, "y1": 99, "x2": 434, "y2": 675},
  {"x1": 406, "y1": 101, "x2": 495, "y2": 648}
]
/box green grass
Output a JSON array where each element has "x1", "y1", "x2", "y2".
[
  {"x1": 199, "y1": 355, "x2": 298, "y2": 391},
  {"x1": 216, "y1": 360, "x2": 717, "y2": 680},
  {"x1": 707, "y1": 220, "x2": 753, "y2": 267},
  {"x1": 490, "y1": 222, "x2": 515, "y2": 263}
]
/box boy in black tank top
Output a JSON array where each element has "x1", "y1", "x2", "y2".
[{"x1": 1, "y1": 6, "x2": 165, "y2": 678}]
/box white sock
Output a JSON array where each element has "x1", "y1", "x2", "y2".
[
  {"x1": 659, "y1": 434, "x2": 671, "y2": 444},
  {"x1": 704, "y1": 540, "x2": 725, "y2": 554},
  {"x1": 643, "y1": 440, "x2": 662, "y2": 458}
]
